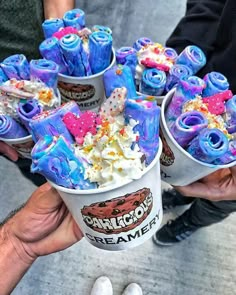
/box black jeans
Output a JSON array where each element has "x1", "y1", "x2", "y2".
[
  {"x1": 178, "y1": 194, "x2": 236, "y2": 227},
  {"x1": 16, "y1": 157, "x2": 46, "y2": 187}
]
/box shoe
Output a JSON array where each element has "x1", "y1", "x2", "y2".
[
  {"x1": 162, "y1": 189, "x2": 193, "y2": 211},
  {"x1": 122, "y1": 283, "x2": 143, "y2": 295},
  {"x1": 90, "y1": 276, "x2": 113, "y2": 295},
  {"x1": 152, "y1": 211, "x2": 199, "y2": 246}
]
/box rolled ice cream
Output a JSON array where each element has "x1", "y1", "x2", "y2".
[
  {"x1": 165, "y1": 64, "x2": 193, "y2": 92},
  {"x1": 140, "y1": 68, "x2": 166, "y2": 96},
  {"x1": 133, "y1": 37, "x2": 154, "y2": 51},
  {"x1": 1, "y1": 54, "x2": 30, "y2": 80},
  {"x1": 63, "y1": 8, "x2": 85, "y2": 30},
  {"x1": 0, "y1": 114, "x2": 28, "y2": 139},
  {"x1": 202, "y1": 72, "x2": 229, "y2": 97},
  {"x1": 17, "y1": 99, "x2": 42, "y2": 131},
  {"x1": 116, "y1": 46, "x2": 137, "y2": 78},
  {"x1": 42, "y1": 18, "x2": 64, "y2": 39}
]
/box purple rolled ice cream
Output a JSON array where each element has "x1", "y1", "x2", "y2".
[
  {"x1": 42, "y1": 18, "x2": 64, "y2": 39},
  {"x1": 17, "y1": 99, "x2": 42, "y2": 131},
  {"x1": 116, "y1": 46, "x2": 137, "y2": 78},
  {"x1": 165, "y1": 64, "x2": 193, "y2": 92},
  {"x1": 170, "y1": 111, "x2": 208, "y2": 148},
  {"x1": 0, "y1": 115, "x2": 28, "y2": 139},
  {"x1": 39, "y1": 37, "x2": 68, "y2": 74},
  {"x1": 29, "y1": 100, "x2": 81, "y2": 143},
  {"x1": 30, "y1": 59, "x2": 59, "y2": 92},
  {"x1": 63, "y1": 8, "x2": 85, "y2": 30},
  {"x1": 215, "y1": 140, "x2": 236, "y2": 164},
  {"x1": 0, "y1": 67, "x2": 8, "y2": 84},
  {"x1": 1, "y1": 54, "x2": 30, "y2": 80},
  {"x1": 31, "y1": 135, "x2": 96, "y2": 189},
  {"x1": 225, "y1": 95, "x2": 236, "y2": 134},
  {"x1": 133, "y1": 37, "x2": 153, "y2": 51},
  {"x1": 187, "y1": 128, "x2": 229, "y2": 164},
  {"x1": 124, "y1": 98, "x2": 160, "y2": 165},
  {"x1": 202, "y1": 71, "x2": 229, "y2": 97},
  {"x1": 166, "y1": 76, "x2": 205, "y2": 124},
  {"x1": 164, "y1": 47, "x2": 178, "y2": 63}
]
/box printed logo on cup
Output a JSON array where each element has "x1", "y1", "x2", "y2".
[
  {"x1": 160, "y1": 129, "x2": 175, "y2": 166},
  {"x1": 81, "y1": 187, "x2": 153, "y2": 235}
]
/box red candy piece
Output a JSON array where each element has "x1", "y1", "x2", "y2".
[
  {"x1": 53, "y1": 27, "x2": 78, "y2": 39},
  {"x1": 141, "y1": 58, "x2": 170, "y2": 72},
  {"x1": 202, "y1": 90, "x2": 233, "y2": 115},
  {"x1": 63, "y1": 111, "x2": 101, "y2": 144}
]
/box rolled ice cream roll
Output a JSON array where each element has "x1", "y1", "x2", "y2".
[
  {"x1": 63, "y1": 8, "x2": 85, "y2": 30},
  {"x1": 1, "y1": 54, "x2": 30, "y2": 80},
  {"x1": 124, "y1": 98, "x2": 160, "y2": 165},
  {"x1": 187, "y1": 128, "x2": 229, "y2": 164},
  {"x1": 175, "y1": 45, "x2": 206, "y2": 75},
  {"x1": 140, "y1": 68, "x2": 166, "y2": 96},
  {"x1": 166, "y1": 76, "x2": 205, "y2": 123},
  {"x1": 92, "y1": 25, "x2": 112, "y2": 35},
  {"x1": 133, "y1": 37, "x2": 153, "y2": 51},
  {"x1": 59, "y1": 34, "x2": 91, "y2": 76},
  {"x1": 57, "y1": 100, "x2": 81, "y2": 117},
  {"x1": 30, "y1": 59, "x2": 59, "y2": 92},
  {"x1": 202, "y1": 71, "x2": 229, "y2": 97},
  {"x1": 164, "y1": 47, "x2": 178, "y2": 63},
  {"x1": 215, "y1": 140, "x2": 236, "y2": 164},
  {"x1": 42, "y1": 18, "x2": 64, "y2": 39},
  {"x1": 39, "y1": 37, "x2": 68, "y2": 74},
  {"x1": 89, "y1": 31, "x2": 113, "y2": 74},
  {"x1": 225, "y1": 95, "x2": 236, "y2": 134},
  {"x1": 17, "y1": 99, "x2": 42, "y2": 131},
  {"x1": 170, "y1": 111, "x2": 208, "y2": 148},
  {"x1": 0, "y1": 115, "x2": 28, "y2": 139},
  {"x1": 116, "y1": 46, "x2": 137, "y2": 78},
  {"x1": 103, "y1": 65, "x2": 137, "y2": 98},
  {"x1": 0, "y1": 67, "x2": 8, "y2": 84},
  {"x1": 31, "y1": 135, "x2": 96, "y2": 189},
  {"x1": 165, "y1": 64, "x2": 193, "y2": 92}
]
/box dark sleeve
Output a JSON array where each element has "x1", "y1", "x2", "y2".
[{"x1": 166, "y1": 0, "x2": 227, "y2": 57}]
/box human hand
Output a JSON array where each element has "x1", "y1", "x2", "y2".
[
  {"x1": 174, "y1": 166, "x2": 236, "y2": 201},
  {"x1": 4, "y1": 183, "x2": 83, "y2": 264},
  {"x1": 0, "y1": 141, "x2": 18, "y2": 161}
]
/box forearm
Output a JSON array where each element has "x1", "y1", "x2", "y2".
[
  {"x1": 166, "y1": 0, "x2": 227, "y2": 55},
  {"x1": 0, "y1": 225, "x2": 34, "y2": 295},
  {"x1": 43, "y1": 0, "x2": 75, "y2": 19}
]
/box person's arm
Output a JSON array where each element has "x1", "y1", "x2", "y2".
[
  {"x1": 0, "y1": 141, "x2": 18, "y2": 161},
  {"x1": 174, "y1": 166, "x2": 236, "y2": 201},
  {"x1": 43, "y1": 0, "x2": 75, "y2": 19},
  {"x1": 166, "y1": 0, "x2": 227, "y2": 56},
  {"x1": 0, "y1": 183, "x2": 83, "y2": 295}
]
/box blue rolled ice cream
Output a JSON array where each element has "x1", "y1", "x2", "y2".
[
  {"x1": 1, "y1": 54, "x2": 30, "y2": 80},
  {"x1": 187, "y1": 128, "x2": 229, "y2": 164},
  {"x1": 103, "y1": 65, "x2": 137, "y2": 98},
  {"x1": 17, "y1": 99, "x2": 42, "y2": 131},
  {"x1": 202, "y1": 71, "x2": 229, "y2": 97},
  {"x1": 89, "y1": 31, "x2": 113, "y2": 74},
  {"x1": 42, "y1": 18, "x2": 64, "y2": 39},
  {"x1": 0, "y1": 115, "x2": 29, "y2": 139},
  {"x1": 31, "y1": 135, "x2": 96, "y2": 189},
  {"x1": 59, "y1": 34, "x2": 92, "y2": 76},
  {"x1": 225, "y1": 95, "x2": 236, "y2": 134},
  {"x1": 116, "y1": 46, "x2": 137, "y2": 78},
  {"x1": 165, "y1": 64, "x2": 193, "y2": 92},
  {"x1": 39, "y1": 37, "x2": 68, "y2": 74},
  {"x1": 175, "y1": 45, "x2": 206, "y2": 75},
  {"x1": 133, "y1": 37, "x2": 153, "y2": 51},
  {"x1": 92, "y1": 25, "x2": 112, "y2": 35},
  {"x1": 63, "y1": 8, "x2": 85, "y2": 30},
  {"x1": 170, "y1": 111, "x2": 208, "y2": 148},
  {"x1": 30, "y1": 59, "x2": 59, "y2": 92},
  {"x1": 140, "y1": 68, "x2": 166, "y2": 96},
  {"x1": 0, "y1": 67, "x2": 8, "y2": 84}
]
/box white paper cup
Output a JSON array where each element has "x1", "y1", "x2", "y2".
[
  {"x1": 160, "y1": 89, "x2": 236, "y2": 186},
  {"x1": 49, "y1": 140, "x2": 163, "y2": 251},
  {"x1": 137, "y1": 91, "x2": 165, "y2": 106},
  {"x1": 57, "y1": 48, "x2": 116, "y2": 112},
  {"x1": 0, "y1": 90, "x2": 61, "y2": 159}
]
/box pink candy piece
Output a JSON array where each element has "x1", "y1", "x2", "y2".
[
  {"x1": 53, "y1": 27, "x2": 78, "y2": 39},
  {"x1": 202, "y1": 90, "x2": 233, "y2": 115},
  {"x1": 140, "y1": 58, "x2": 170, "y2": 72},
  {"x1": 63, "y1": 111, "x2": 101, "y2": 145}
]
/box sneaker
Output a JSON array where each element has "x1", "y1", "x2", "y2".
[
  {"x1": 122, "y1": 283, "x2": 143, "y2": 295},
  {"x1": 162, "y1": 189, "x2": 193, "y2": 211},
  {"x1": 90, "y1": 276, "x2": 113, "y2": 295},
  {"x1": 153, "y1": 211, "x2": 199, "y2": 246}
]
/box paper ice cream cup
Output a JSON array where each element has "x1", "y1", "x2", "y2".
[
  {"x1": 160, "y1": 89, "x2": 236, "y2": 186},
  {"x1": 48, "y1": 140, "x2": 163, "y2": 251},
  {"x1": 0, "y1": 90, "x2": 61, "y2": 159},
  {"x1": 57, "y1": 48, "x2": 116, "y2": 112}
]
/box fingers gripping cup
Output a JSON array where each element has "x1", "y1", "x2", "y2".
[{"x1": 47, "y1": 140, "x2": 163, "y2": 251}]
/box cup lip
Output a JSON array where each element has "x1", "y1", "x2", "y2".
[
  {"x1": 48, "y1": 139, "x2": 163, "y2": 195},
  {"x1": 161, "y1": 88, "x2": 236, "y2": 168},
  {"x1": 58, "y1": 47, "x2": 116, "y2": 81},
  {"x1": 0, "y1": 89, "x2": 61, "y2": 143}
]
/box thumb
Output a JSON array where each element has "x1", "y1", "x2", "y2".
[{"x1": 0, "y1": 142, "x2": 18, "y2": 161}]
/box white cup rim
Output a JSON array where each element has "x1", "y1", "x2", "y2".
[
  {"x1": 48, "y1": 139, "x2": 163, "y2": 195},
  {"x1": 161, "y1": 88, "x2": 236, "y2": 168}
]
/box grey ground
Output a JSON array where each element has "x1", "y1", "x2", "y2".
[{"x1": 1, "y1": 1, "x2": 236, "y2": 294}]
